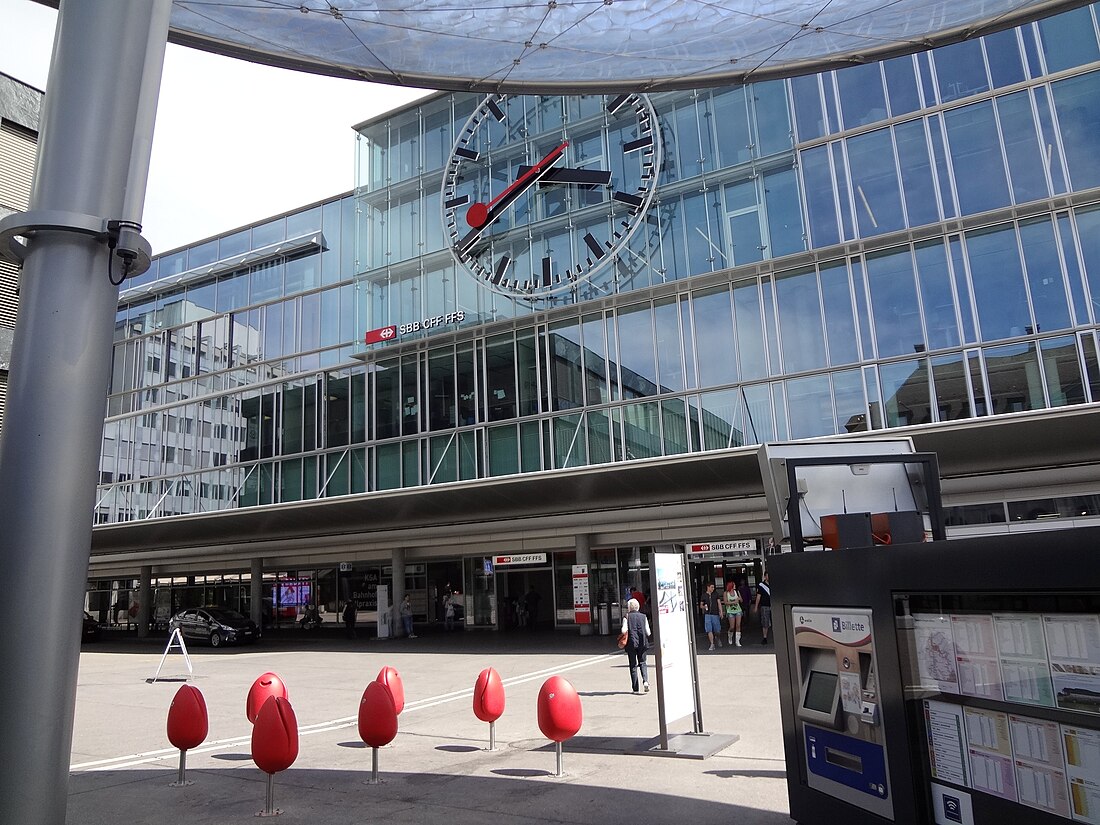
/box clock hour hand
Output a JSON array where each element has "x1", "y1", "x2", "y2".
[{"x1": 464, "y1": 140, "x2": 569, "y2": 232}]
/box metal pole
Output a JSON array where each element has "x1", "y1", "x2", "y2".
[
  {"x1": 260, "y1": 773, "x2": 280, "y2": 816},
  {"x1": 0, "y1": 3, "x2": 171, "y2": 823},
  {"x1": 555, "y1": 741, "x2": 563, "y2": 777},
  {"x1": 169, "y1": 749, "x2": 191, "y2": 787},
  {"x1": 488, "y1": 720, "x2": 496, "y2": 751},
  {"x1": 367, "y1": 746, "x2": 382, "y2": 784}
]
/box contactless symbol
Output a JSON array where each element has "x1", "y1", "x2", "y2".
[
  {"x1": 442, "y1": 93, "x2": 661, "y2": 298},
  {"x1": 942, "y1": 794, "x2": 962, "y2": 823}
]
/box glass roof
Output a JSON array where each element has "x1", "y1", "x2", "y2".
[{"x1": 166, "y1": 0, "x2": 1086, "y2": 92}]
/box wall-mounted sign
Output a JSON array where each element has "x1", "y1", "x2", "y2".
[
  {"x1": 339, "y1": 562, "x2": 352, "y2": 572},
  {"x1": 492, "y1": 553, "x2": 547, "y2": 567},
  {"x1": 688, "y1": 540, "x2": 757, "y2": 554},
  {"x1": 572, "y1": 564, "x2": 591, "y2": 624},
  {"x1": 364, "y1": 311, "x2": 466, "y2": 345}
]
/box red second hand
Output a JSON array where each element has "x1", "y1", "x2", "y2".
[{"x1": 466, "y1": 140, "x2": 569, "y2": 229}]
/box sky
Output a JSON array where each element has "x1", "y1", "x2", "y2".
[{"x1": 0, "y1": 0, "x2": 431, "y2": 255}]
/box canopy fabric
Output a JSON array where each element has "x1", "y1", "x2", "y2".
[{"x1": 165, "y1": 0, "x2": 1087, "y2": 92}]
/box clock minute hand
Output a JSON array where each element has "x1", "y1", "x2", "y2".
[{"x1": 465, "y1": 140, "x2": 569, "y2": 231}]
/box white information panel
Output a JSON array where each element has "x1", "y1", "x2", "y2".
[{"x1": 652, "y1": 551, "x2": 697, "y2": 726}]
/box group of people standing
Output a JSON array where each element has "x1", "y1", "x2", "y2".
[{"x1": 698, "y1": 572, "x2": 771, "y2": 651}]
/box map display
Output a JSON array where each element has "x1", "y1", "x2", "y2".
[{"x1": 914, "y1": 613, "x2": 960, "y2": 694}]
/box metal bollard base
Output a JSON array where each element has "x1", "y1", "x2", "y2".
[
  {"x1": 168, "y1": 780, "x2": 194, "y2": 788},
  {"x1": 255, "y1": 774, "x2": 282, "y2": 816},
  {"x1": 554, "y1": 741, "x2": 564, "y2": 777}
]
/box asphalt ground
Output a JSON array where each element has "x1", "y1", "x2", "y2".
[{"x1": 67, "y1": 627, "x2": 790, "y2": 824}]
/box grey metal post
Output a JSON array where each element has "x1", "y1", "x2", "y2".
[
  {"x1": 0, "y1": 2, "x2": 171, "y2": 823},
  {"x1": 555, "y1": 741, "x2": 564, "y2": 776},
  {"x1": 575, "y1": 534, "x2": 593, "y2": 636},
  {"x1": 138, "y1": 565, "x2": 152, "y2": 638},
  {"x1": 391, "y1": 546, "x2": 407, "y2": 635},
  {"x1": 251, "y1": 557, "x2": 264, "y2": 628}
]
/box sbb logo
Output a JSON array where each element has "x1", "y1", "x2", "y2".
[{"x1": 364, "y1": 325, "x2": 398, "y2": 344}]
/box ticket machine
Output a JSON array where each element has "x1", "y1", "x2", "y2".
[{"x1": 792, "y1": 606, "x2": 892, "y2": 820}]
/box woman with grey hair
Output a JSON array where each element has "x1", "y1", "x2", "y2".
[{"x1": 620, "y1": 598, "x2": 652, "y2": 694}]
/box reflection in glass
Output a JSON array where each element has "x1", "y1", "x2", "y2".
[
  {"x1": 1039, "y1": 336, "x2": 1086, "y2": 406},
  {"x1": 983, "y1": 341, "x2": 1042, "y2": 413},
  {"x1": 879, "y1": 358, "x2": 931, "y2": 426},
  {"x1": 931, "y1": 353, "x2": 971, "y2": 420},
  {"x1": 965, "y1": 225, "x2": 1031, "y2": 341},
  {"x1": 866, "y1": 248, "x2": 924, "y2": 358}
]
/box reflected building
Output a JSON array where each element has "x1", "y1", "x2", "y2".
[{"x1": 91, "y1": 6, "x2": 1100, "y2": 630}]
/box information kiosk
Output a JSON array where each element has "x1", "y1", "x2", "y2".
[{"x1": 771, "y1": 527, "x2": 1100, "y2": 825}]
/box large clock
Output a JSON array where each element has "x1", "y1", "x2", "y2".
[{"x1": 442, "y1": 93, "x2": 661, "y2": 298}]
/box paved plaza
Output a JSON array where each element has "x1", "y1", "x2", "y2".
[{"x1": 67, "y1": 630, "x2": 790, "y2": 824}]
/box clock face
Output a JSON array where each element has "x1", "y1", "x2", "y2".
[{"x1": 442, "y1": 93, "x2": 661, "y2": 299}]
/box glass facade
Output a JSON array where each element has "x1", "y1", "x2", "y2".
[{"x1": 97, "y1": 5, "x2": 1100, "y2": 526}]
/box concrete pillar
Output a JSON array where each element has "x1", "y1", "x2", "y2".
[
  {"x1": 137, "y1": 566, "x2": 152, "y2": 638},
  {"x1": 576, "y1": 534, "x2": 593, "y2": 637},
  {"x1": 391, "y1": 547, "x2": 407, "y2": 636},
  {"x1": 251, "y1": 558, "x2": 264, "y2": 629}
]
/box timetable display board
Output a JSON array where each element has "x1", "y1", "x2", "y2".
[{"x1": 900, "y1": 598, "x2": 1100, "y2": 825}]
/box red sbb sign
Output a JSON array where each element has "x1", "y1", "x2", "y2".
[
  {"x1": 365, "y1": 325, "x2": 397, "y2": 344},
  {"x1": 364, "y1": 311, "x2": 467, "y2": 345}
]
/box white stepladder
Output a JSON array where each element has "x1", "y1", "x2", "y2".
[{"x1": 147, "y1": 627, "x2": 194, "y2": 683}]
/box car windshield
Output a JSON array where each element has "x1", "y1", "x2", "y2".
[{"x1": 205, "y1": 608, "x2": 246, "y2": 623}]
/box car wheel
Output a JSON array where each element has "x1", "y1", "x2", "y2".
[{"x1": 210, "y1": 631, "x2": 223, "y2": 648}]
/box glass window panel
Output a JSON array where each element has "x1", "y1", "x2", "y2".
[
  {"x1": 661, "y1": 399, "x2": 689, "y2": 455},
  {"x1": 1040, "y1": 335, "x2": 1086, "y2": 406},
  {"x1": 984, "y1": 29, "x2": 1026, "y2": 88},
  {"x1": 549, "y1": 321, "x2": 584, "y2": 411},
  {"x1": 300, "y1": 292, "x2": 321, "y2": 352},
  {"x1": 884, "y1": 56, "x2": 922, "y2": 117},
  {"x1": 488, "y1": 425, "x2": 519, "y2": 476},
  {"x1": 516, "y1": 331, "x2": 539, "y2": 417},
  {"x1": 682, "y1": 191, "x2": 715, "y2": 275},
  {"x1": 580, "y1": 313, "x2": 609, "y2": 405},
  {"x1": 927, "y1": 114, "x2": 957, "y2": 219},
  {"x1": 1082, "y1": 332, "x2": 1100, "y2": 401},
  {"x1": 616, "y1": 304, "x2": 658, "y2": 398},
  {"x1": 519, "y1": 420, "x2": 542, "y2": 473},
  {"x1": 931, "y1": 353, "x2": 972, "y2": 420},
  {"x1": 934, "y1": 40, "x2": 990, "y2": 103},
  {"x1": 622, "y1": 401, "x2": 661, "y2": 460},
  {"x1": 847, "y1": 128, "x2": 905, "y2": 237},
  {"x1": 914, "y1": 241, "x2": 959, "y2": 350},
  {"x1": 771, "y1": 382, "x2": 788, "y2": 438},
  {"x1": 824, "y1": 74, "x2": 840, "y2": 133},
  {"x1": 894, "y1": 120, "x2": 940, "y2": 229},
  {"x1": 791, "y1": 75, "x2": 826, "y2": 142},
  {"x1": 713, "y1": 87, "x2": 753, "y2": 166},
  {"x1": 734, "y1": 281, "x2": 767, "y2": 380},
  {"x1": 801, "y1": 146, "x2": 840, "y2": 248},
  {"x1": 775, "y1": 267, "x2": 826, "y2": 373},
  {"x1": 692, "y1": 287, "x2": 738, "y2": 387},
  {"x1": 250, "y1": 260, "x2": 283, "y2": 304},
  {"x1": 185, "y1": 281, "x2": 217, "y2": 321},
  {"x1": 427, "y1": 347, "x2": 456, "y2": 430},
  {"x1": 833, "y1": 369, "x2": 867, "y2": 433},
  {"x1": 553, "y1": 414, "x2": 584, "y2": 470},
  {"x1": 375, "y1": 443, "x2": 401, "y2": 490},
  {"x1": 654, "y1": 299, "x2": 684, "y2": 393},
  {"x1": 741, "y1": 383, "x2": 774, "y2": 443},
  {"x1": 1038, "y1": 6, "x2": 1100, "y2": 73},
  {"x1": 965, "y1": 225, "x2": 1031, "y2": 340},
  {"x1": 945, "y1": 102, "x2": 1011, "y2": 215},
  {"x1": 586, "y1": 409, "x2": 613, "y2": 464},
  {"x1": 762, "y1": 279, "x2": 780, "y2": 374},
  {"x1": 215, "y1": 271, "x2": 249, "y2": 315},
  {"x1": 374, "y1": 358, "x2": 400, "y2": 439},
  {"x1": 1052, "y1": 72, "x2": 1100, "y2": 192},
  {"x1": 851, "y1": 259, "x2": 874, "y2": 360},
  {"x1": 1032, "y1": 85, "x2": 1068, "y2": 195},
  {"x1": 879, "y1": 358, "x2": 932, "y2": 426},
  {"x1": 948, "y1": 236, "x2": 977, "y2": 343},
  {"x1": 698, "y1": 389, "x2": 745, "y2": 449},
  {"x1": 996, "y1": 91, "x2": 1049, "y2": 204},
  {"x1": 1058, "y1": 213, "x2": 1089, "y2": 325},
  {"x1": 429, "y1": 435, "x2": 457, "y2": 483},
  {"x1": 252, "y1": 219, "x2": 285, "y2": 248},
  {"x1": 753, "y1": 80, "x2": 792, "y2": 156},
  {"x1": 984, "y1": 341, "x2": 1043, "y2": 413},
  {"x1": 837, "y1": 63, "x2": 888, "y2": 129},
  {"x1": 485, "y1": 334, "x2": 516, "y2": 421},
  {"x1": 866, "y1": 247, "x2": 925, "y2": 358},
  {"x1": 831, "y1": 142, "x2": 855, "y2": 241},
  {"x1": 763, "y1": 167, "x2": 805, "y2": 258},
  {"x1": 1019, "y1": 218, "x2": 1071, "y2": 333},
  {"x1": 786, "y1": 375, "x2": 833, "y2": 438},
  {"x1": 219, "y1": 229, "x2": 250, "y2": 259},
  {"x1": 820, "y1": 262, "x2": 859, "y2": 365}
]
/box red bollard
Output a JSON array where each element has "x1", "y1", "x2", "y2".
[
  {"x1": 251, "y1": 695, "x2": 299, "y2": 816},
  {"x1": 537, "y1": 676, "x2": 582, "y2": 777},
  {"x1": 375, "y1": 666, "x2": 405, "y2": 715},
  {"x1": 358, "y1": 681, "x2": 399, "y2": 784},
  {"x1": 247, "y1": 672, "x2": 288, "y2": 724},
  {"x1": 166, "y1": 684, "x2": 208, "y2": 787},
  {"x1": 473, "y1": 667, "x2": 506, "y2": 750}
]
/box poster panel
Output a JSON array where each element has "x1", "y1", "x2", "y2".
[{"x1": 653, "y1": 551, "x2": 696, "y2": 725}]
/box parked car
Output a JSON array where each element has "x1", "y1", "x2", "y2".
[
  {"x1": 82, "y1": 611, "x2": 101, "y2": 642},
  {"x1": 168, "y1": 607, "x2": 260, "y2": 647}
]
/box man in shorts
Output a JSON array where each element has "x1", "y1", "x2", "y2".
[
  {"x1": 699, "y1": 582, "x2": 723, "y2": 651},
  {"x1": 753, "y1": 571, "x2": 772, "y2": 644}
]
